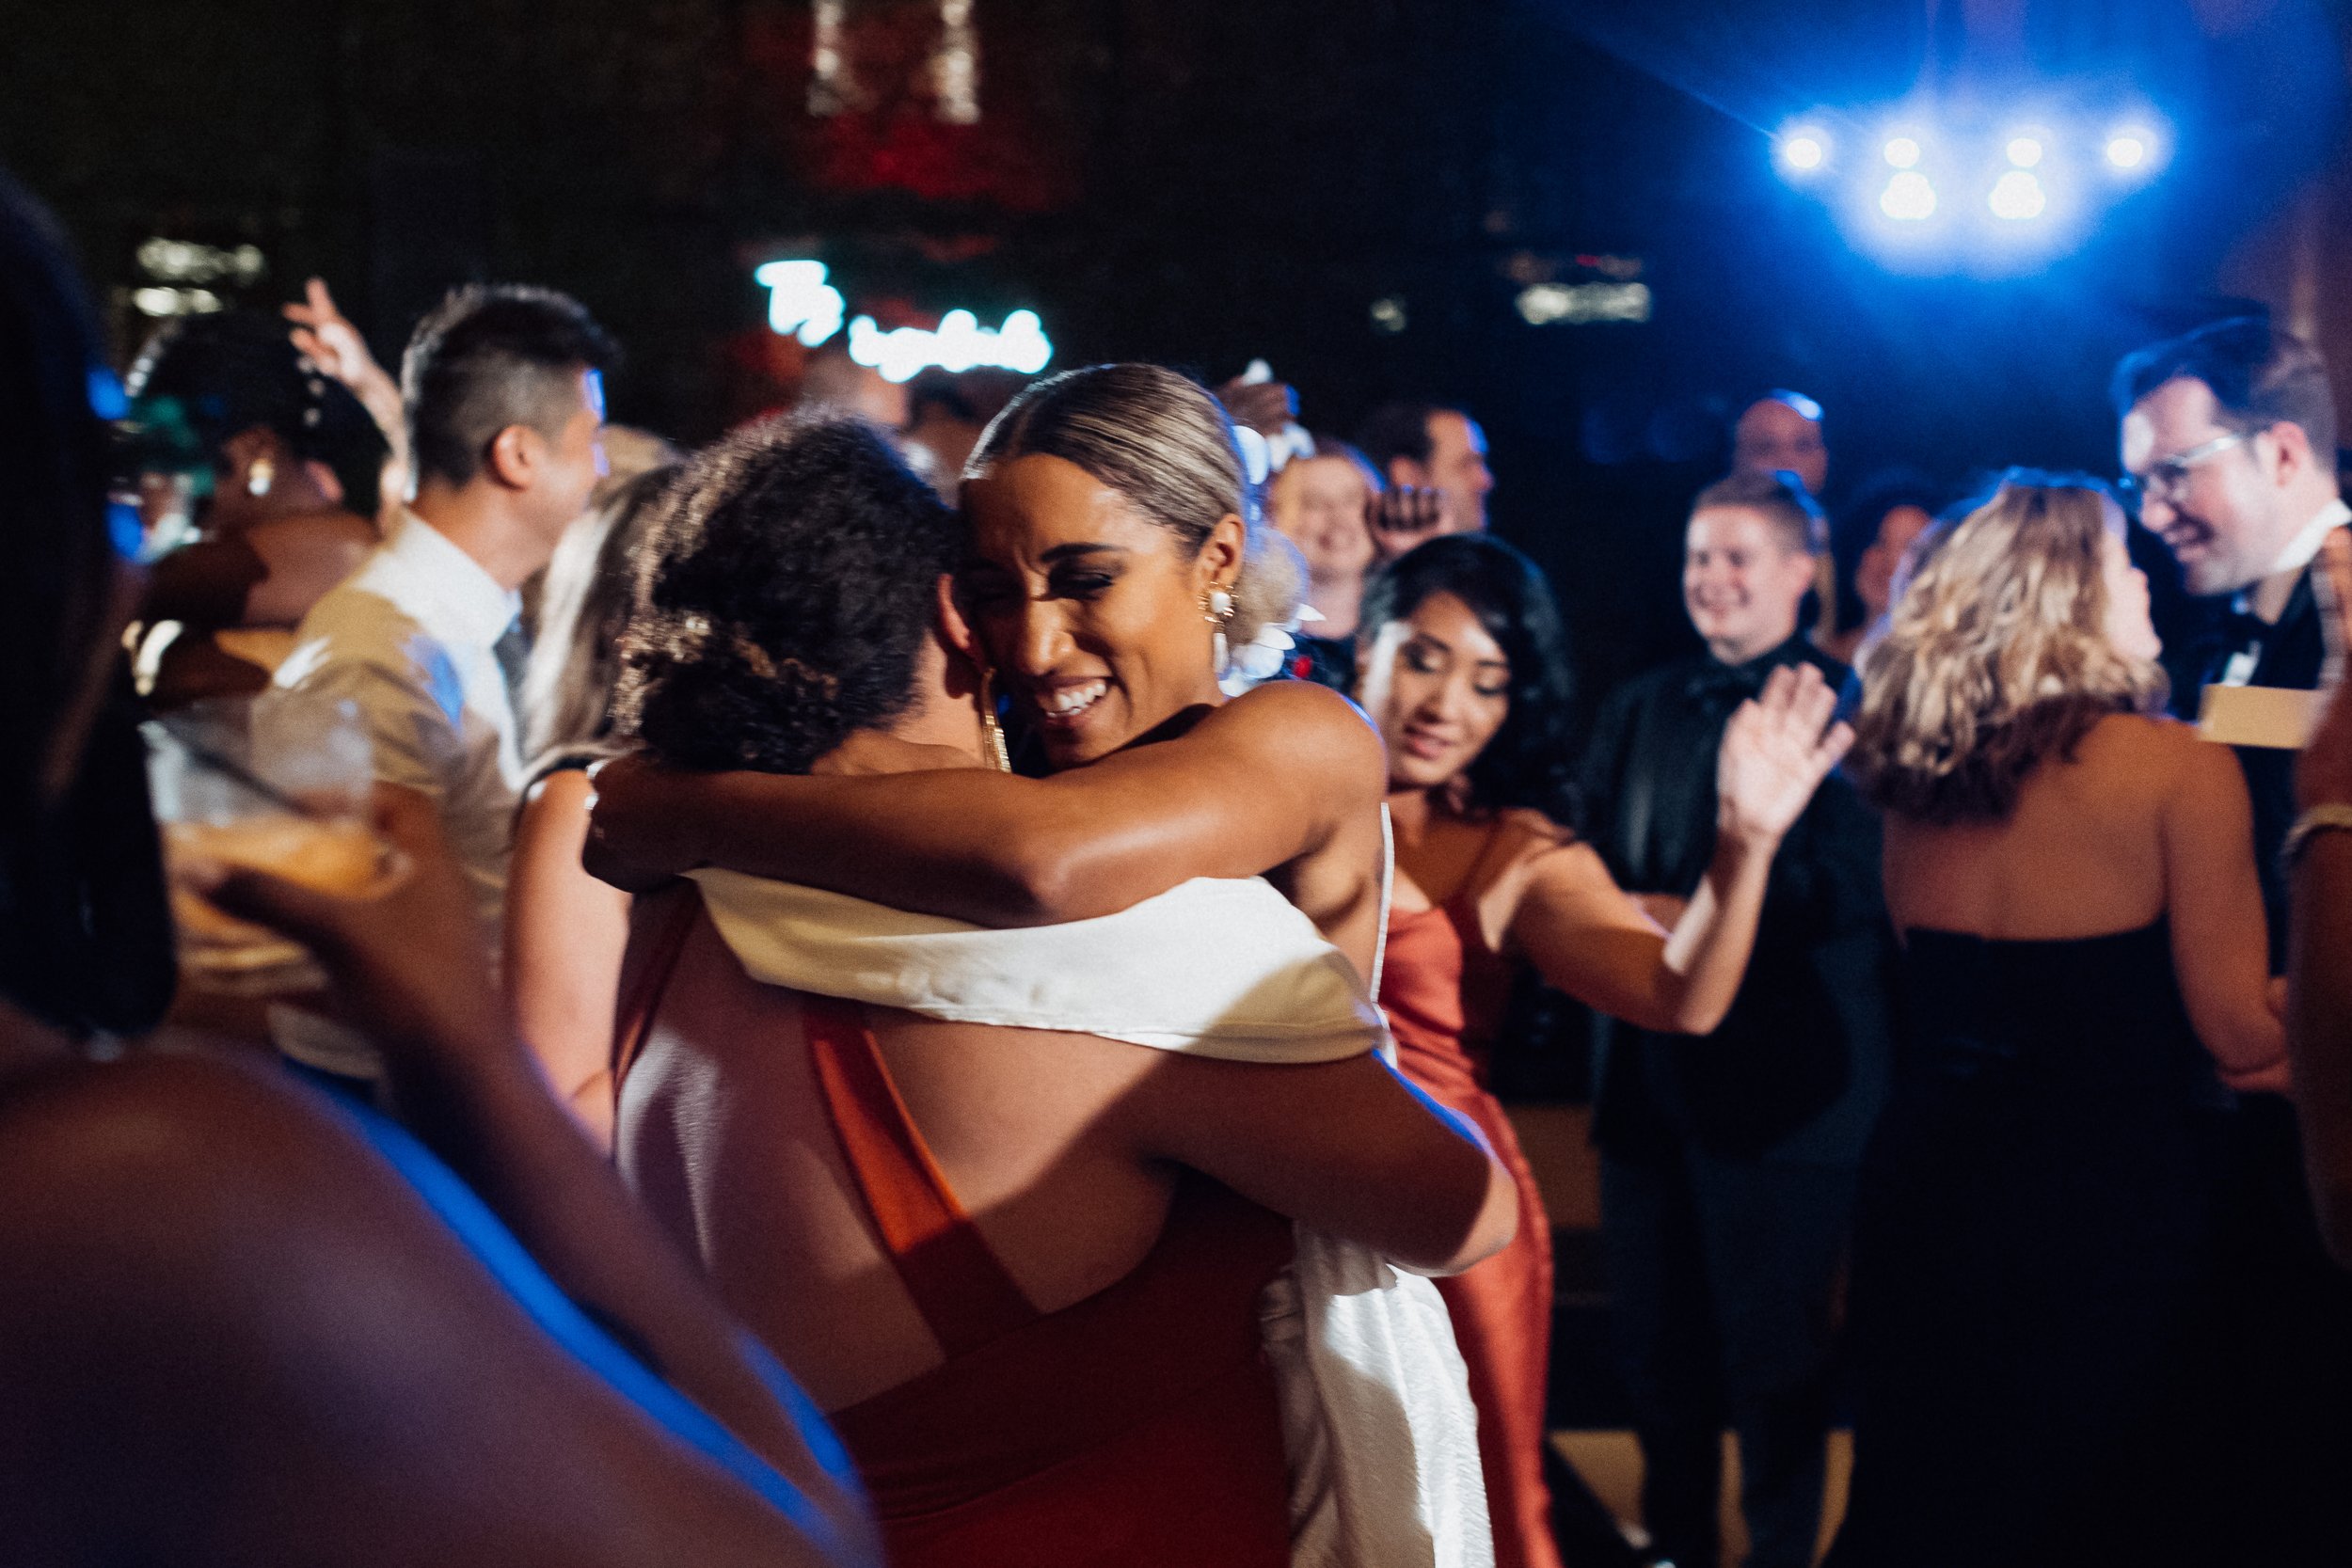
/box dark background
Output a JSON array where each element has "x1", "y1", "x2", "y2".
[{"x1": 8, "y1": 0, "x2": 2349, "y2": 701}]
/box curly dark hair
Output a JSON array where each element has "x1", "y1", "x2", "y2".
[
  {"x1": 614, "y1": 413, "x2": 959, "y2": 774},
  {"x1": 1357, "y1": 533, "x2": 1582, "y2": 831}
]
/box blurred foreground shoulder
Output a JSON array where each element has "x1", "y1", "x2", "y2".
[{"x1": 0, "y1": 1052, "x2": 387, "y2": 1312}]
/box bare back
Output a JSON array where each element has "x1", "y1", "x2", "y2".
[
  {"x1": 1883, "y1": 712, "x2": 2280, "y2": 1072},
  {"x1": 616, "y1": 895, "x2": 1181, "y2": 1411},
  {"x1": 1883, "y1": 714, "x2": 2181, "y2": 940},
  {"x1": 613, "y1": 873, "x2": 1516, "y2": 1414}
]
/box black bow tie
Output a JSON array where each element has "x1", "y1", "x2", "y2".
[
  {"x1": 1686, "y1": 661, "x2": 1773, "y2": 703},
  {"x1": 2218, "y1": 608, "x2": 2275, "y2": 651}
]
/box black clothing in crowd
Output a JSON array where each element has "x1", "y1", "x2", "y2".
[
  {"x1": 1578, "y1": 633, "x2": 1893, "y2": 1568},
  {"x1": 1830, "y1": 921, "x2": 2233, "y2": 1568},
  {"x1": 2176, "y1": 540, "x2": 2352, "y2": 1565}
]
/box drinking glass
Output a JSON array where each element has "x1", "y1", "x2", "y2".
[{"x1": 144, "y1": 691, "x2": 388, "y2": 995}]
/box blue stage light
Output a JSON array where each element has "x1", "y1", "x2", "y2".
[
  {"x1": 1879, "y1": 171, "x2": 1937, "y2": 221},
  {"x1": 1883, "y1": 135, "x2": 1922, "y2": 169},
  {"x1": 1988, "y1": 169, "x2": 2047, "y2": 220},
  {"x1": 1776, "y1": 125, "x2": 1830, "y2": 177},
  {"x1": 2105, "y1": 130, "x2": 2151, "y2": 170},
  {"x1": 2005, "y1": 135, "x2": 2044, "y2": 168}
]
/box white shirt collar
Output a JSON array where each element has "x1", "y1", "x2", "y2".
[
  {"x1": 2273, "y1": 497, "x2": 2351, "y2": 578},
  {"x1": 380, "y1": 508, "x2": 522, "y2": 646}
]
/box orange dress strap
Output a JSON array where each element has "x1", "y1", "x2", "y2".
[{"x1": 801, "y1": 993, "x2": 1041, "y2": 1358}]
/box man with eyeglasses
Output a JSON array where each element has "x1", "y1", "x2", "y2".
[{"x1": 2112, "y1": 317, "x2": 2352, "y2": 1563}]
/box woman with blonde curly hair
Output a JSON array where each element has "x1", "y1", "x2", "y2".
[{"x1": 1827, "y1": 474, "x2": 2287, "y2": 1568}]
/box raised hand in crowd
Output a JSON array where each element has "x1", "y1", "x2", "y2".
[
  {"x1": 1715, "y1": 662, "x2": 1855, "y2": 847},
  {"x1": 1370, "y1": 483, "x2": 1446, "y2": 558},
  {"x1": 285, "y1": 276, "x2": 408, "y2": 493},
  {"x1": 1212, "y1": 372, "x2": 1299, "y2": 439}
]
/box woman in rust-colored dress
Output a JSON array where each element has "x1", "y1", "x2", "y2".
[{"x1": 1355, "y1": 535, "x2": 1851, "y2": 1568}]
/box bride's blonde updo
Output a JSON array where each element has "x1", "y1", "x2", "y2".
[{"x1": 964, "y1": 363, "x2": 1305, "y2": 669}]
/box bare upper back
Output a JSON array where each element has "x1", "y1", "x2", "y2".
[
  {"x1": 1883, "y1": 712, "x2": 2199, "y2": 939},
  {"x1": 616, "y1": 898, "x2": 1183, "y2": 1412}
]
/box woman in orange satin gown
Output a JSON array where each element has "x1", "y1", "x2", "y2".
[{"x1": 1354, "y1": 535, "x2": 1853, "y2": 1568}]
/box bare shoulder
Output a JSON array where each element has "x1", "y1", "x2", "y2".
[
  {"x1": 250, "y1": 506, "x2": 379, "y2": 552},
  {"x1": 1215, "y1": 679, "x2": 1379, "y2": 742},
  {"x1": 2066, "y1": 711, "x2": 2210, "y2": 790},
  {"x1": 1207, "y1": 681, "x2": 1385, "y2": 790},
  {"x1": 0, "y1": 1053, "x2": 395, "y2": 1305},
  {"x1": 1491, "y1": 807, "x2": 1578, "y2": 855}
]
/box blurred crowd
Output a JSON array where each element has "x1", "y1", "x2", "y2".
[{"x1": 7, "y1": 158, "x2": 2352, "y2": 1568}]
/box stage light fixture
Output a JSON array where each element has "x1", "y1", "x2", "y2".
[
  {"x1": 1776, "y1": 129, "x2": 1829, "y2": 177},
  {"x1": 1879, "y1": 171, "x2": 1937, "y2": 221},
  {"x1": 2005, "y1": 135, "x2": 2044, "y2": 168},
  {"x1": 1883, "y1": 135, "x2": 1922, "y2": 169},
  {"x1": 1987, "y1": 169, "x2": 2047, "y2": 221},
  {"x1": 2105, "y1": 130, "x2": 2151, "y2": 170}
]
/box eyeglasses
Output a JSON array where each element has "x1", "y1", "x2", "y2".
[{"x1": 2117, "y1": 431, "x2": 2250, "y2": 507}]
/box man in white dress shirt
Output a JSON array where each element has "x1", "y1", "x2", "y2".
[{"x1": 273, "y1": 285, "x2": 613, "y2": 1081}]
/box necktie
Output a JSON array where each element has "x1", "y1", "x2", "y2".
[{"x1": 493, "y1": 615, "x2": 531, "y2": 717}]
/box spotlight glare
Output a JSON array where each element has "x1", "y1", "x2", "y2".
[
  {"x1": 2105, "y1": 130, "x2": 2151, "y2": 170},
  {"x1": 1779, "y1": 133, "x2": 1827, "y2": 174},
  {"x1": 2006, "y1": 135, "x2": 2044, "y2": 168},
  {"x1": 1883, "y1": 135, "x2": 1921, "y2": 169},
  {"x1": 1988, "y1": 169, "x2": 2047, "y2": 221},
  {"x1": 1879, "y1": 170, "x2": 1937, "y2": 221}
]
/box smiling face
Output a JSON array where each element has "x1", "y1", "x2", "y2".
[
  {"x1": 1684, "y1": 505, "x2": 1820, "y2": 664},
  {"x1": 1356, "y1": 589, "x2": 1511, "y2": 794},
  {"x1": 1270, "y1": 452, "x2": 1377, "y2": 586},
  {"x1": 2122, "y1": 375, "x2": 2298, "y2": 596},
  {"x1": 540, "y1": 366, "x2": 610, "y2": 531},
  {"x1": 958, "y1": 452, "x2": 1241, "y2": 768}
]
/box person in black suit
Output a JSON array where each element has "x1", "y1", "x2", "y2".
[
  {"x1": 1580, "y1": 470, "x2": 1892, "y2": 1568},
  {"x1": 2115, "y1": 318, "x2": 2352, "y2": 1561}
]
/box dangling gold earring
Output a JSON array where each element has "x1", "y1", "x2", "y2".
[
  {"x1": 1200, "y1": 583, "x2": 1237, "y2": 672},
  {"x1": 977, "y1": 665, "x2": 1013, "y2": 773}
]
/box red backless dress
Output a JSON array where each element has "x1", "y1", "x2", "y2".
[
  {"x1": 618, "y1": 909, "x2": 1297, "y2": 1568},
  {"x1": 1381, "y1": 837, "x2": 1563, "y2": 1568}
]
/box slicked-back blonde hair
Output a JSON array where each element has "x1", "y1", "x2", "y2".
[
  {"x1": 1848, "y1": 473, "x2": 2168, "y2": 822},
  {"x1": 966, "y1": 363, "x2": 1304, "y2": 668}
]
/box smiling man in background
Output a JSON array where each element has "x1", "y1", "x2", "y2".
[
  {"x1": 1579, "y1": 469, "x2": 1891, "y2": 1568},
  {"x1": 2113, "y1": 316, "x2": 2352, "y2": 1562}
]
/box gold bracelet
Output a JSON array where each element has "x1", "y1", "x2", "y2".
[{"x1": 2282, "y1": 802, "x2": 2352, "y2": 872}]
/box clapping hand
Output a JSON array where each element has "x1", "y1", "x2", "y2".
[
  {"x1": 1714, "y1": 663, "x2": 1853, "y2": 848},
  {"x1": 1213, "y1": 374, "x2": 1300, "y2": 440},
  {"x1": 1370, "y1": 484, "x2": 1446, "y2": 560}
]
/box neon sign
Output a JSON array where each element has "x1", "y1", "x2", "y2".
[
  {"x1": 847, "y1": 309, "x2": 1052, "y2": 383},
  {"x1": 755, "y1": 259, "x2": 1053, "y2": 382},
  {"x1": 754, "y1": 260, "x2": 848, "y2": 347}
]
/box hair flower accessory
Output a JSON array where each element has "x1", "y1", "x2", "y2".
[
  {"x1": 1218, "y1": 603, "x2": 1323, "y2": 695},
  {"x1": 1233, "y1": 424, "x2": 1274, "y2": 487}
]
